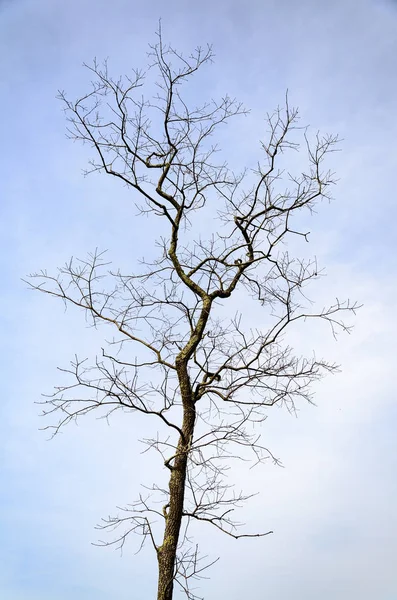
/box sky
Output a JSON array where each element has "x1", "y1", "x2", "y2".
[{"x1": 1, "y1": 0, "x2": 397, "y2": 598}]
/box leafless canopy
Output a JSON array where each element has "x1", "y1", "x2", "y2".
[{"x1": 27, "y1": 28, "x2": 358, "y2": 600}]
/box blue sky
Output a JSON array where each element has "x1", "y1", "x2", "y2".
[{"x1": 1, "y1": 0, "x2": 397, "y2": 598}]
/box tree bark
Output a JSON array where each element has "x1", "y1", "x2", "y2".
[{"x1": 157, "y1": 360, "x2": 196, "y2": 600}]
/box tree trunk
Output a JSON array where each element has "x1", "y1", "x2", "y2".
[{"x1": 157, "y1": 361, "x2": 196, "y2": 600}]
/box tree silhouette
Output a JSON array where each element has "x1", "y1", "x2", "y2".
[{"x1": 27, "y1": 28, "x2": 358, "y2": 600}]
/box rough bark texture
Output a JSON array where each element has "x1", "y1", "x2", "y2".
[
  {"x1": 156, "y1": 397, "x2": 195, "y2": 600},
  {"x1": 157, "y1": 298, "x2": 210, "y2": 600}
]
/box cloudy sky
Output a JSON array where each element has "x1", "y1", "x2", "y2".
[{"x1": 1, "y1": 0, "x2": 397, "y2": 598}]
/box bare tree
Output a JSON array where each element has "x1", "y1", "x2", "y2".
[{"x1": 27, "y1": 29, "x2": 358, "y2": 600}]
